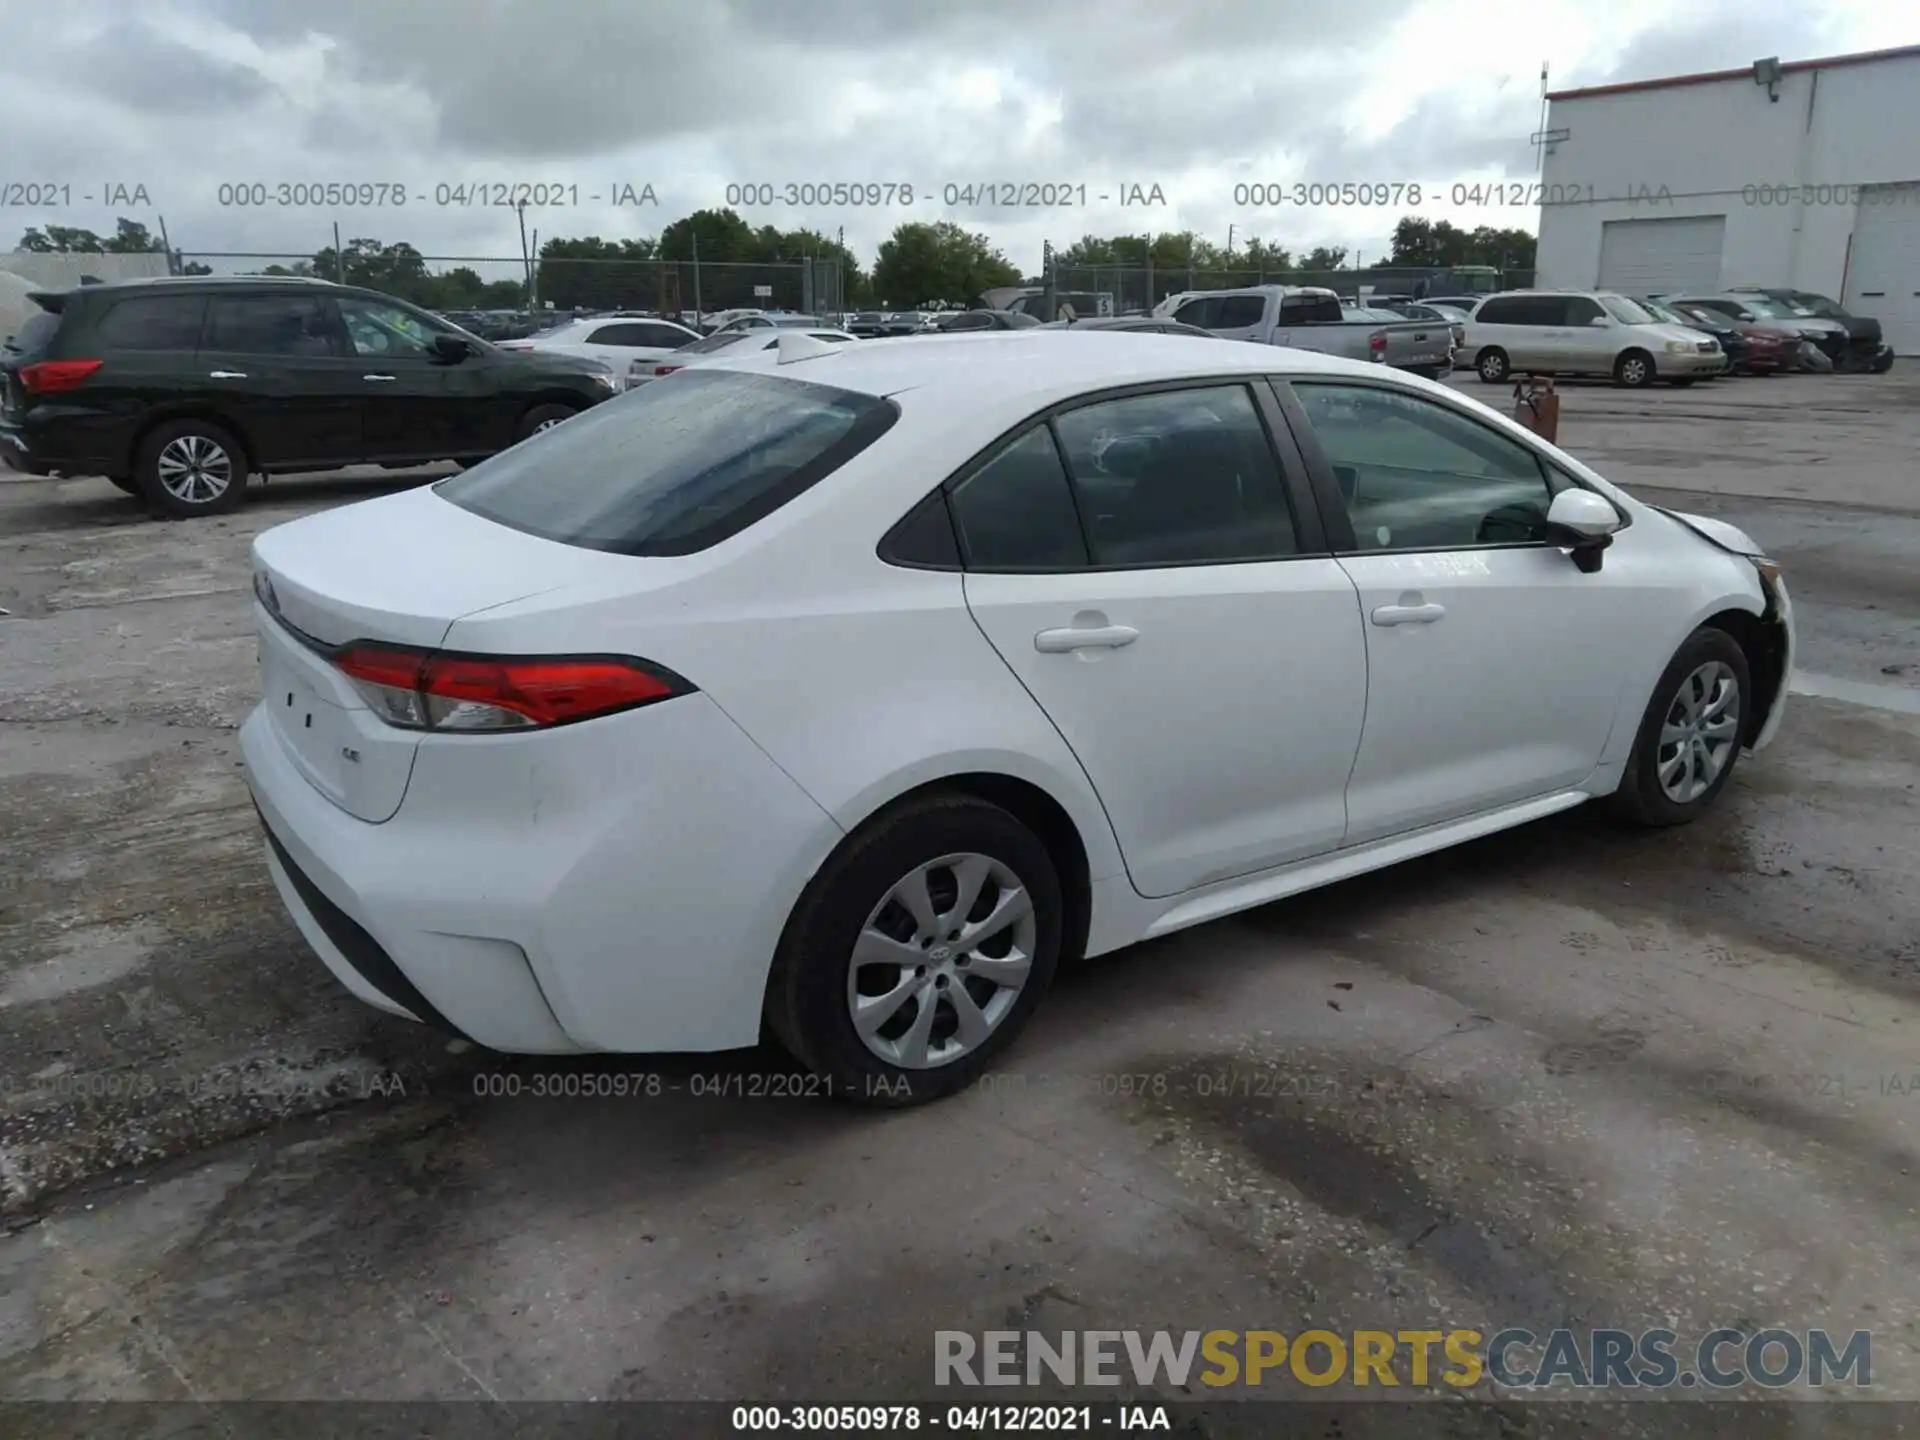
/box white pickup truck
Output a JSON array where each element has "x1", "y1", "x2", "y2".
[{"x1": 1152, "y1": 285, "x2": 1453, "y2": 377}]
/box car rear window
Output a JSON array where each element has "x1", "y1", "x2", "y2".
[{"x1": 437, "y1": 368, "x2": 900, "y2": 556}]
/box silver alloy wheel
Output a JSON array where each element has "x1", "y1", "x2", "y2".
[
  {"x1": 846, "y1": 852, "x2": 1037, "y2": 1070},
  {"x1": 1619, "y1": 355, "x2": 1650, "y2": 386},
  {"x1": 1656, "y1": 660, "x2": 1741, "y2": 803},
  {"x1": 1479, "y1": 353, "x2": 1505, "y2": 381},
  {"x1": 155, "y1": 434, "x2": 233, "y2": 504},
  {"x1": 533, "y1": 416, "x2": 565, "y2": 433}
]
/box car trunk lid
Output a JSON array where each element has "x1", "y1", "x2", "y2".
[{"x1": 250, "y1": 484, "x2": 636, "y2": 822}]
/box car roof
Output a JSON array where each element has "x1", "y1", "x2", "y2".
[{"x1": 699, "y1": 329, "x2": 1394, "y2": 401}]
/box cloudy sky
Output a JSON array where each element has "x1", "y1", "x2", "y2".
[{"x1": 4, "y1": 0, "x2": 1913, "y2": 280}]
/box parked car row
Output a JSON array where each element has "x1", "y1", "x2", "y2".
[{"x1": 1424, "y1": 286, "x2": 1893, "y2": 387}]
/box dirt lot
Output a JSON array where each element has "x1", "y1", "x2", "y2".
[{"x1": 2, "y1": 371, "x2": 1918, "y2": 1425}]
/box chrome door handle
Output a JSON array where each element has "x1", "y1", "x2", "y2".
[
  {"x1": 1370, "y1": 602, "x2": 1446, "y2": 626},
  {"x1": 363, "y1": 374, "x2": 397, "y2": 382},
  {"x1": 208, "y1": 370, "x2": 248, "y2": 379},
  {"x1": 1034, "y1": 624, "x2": 1139, "y2": 653}
]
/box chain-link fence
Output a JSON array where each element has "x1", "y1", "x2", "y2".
[
  {"x1": 1049, "y1": 265, "x2": 1537, "y2": 315},
  {"x1": 174, "y1": 252, "x2": 845, "y2": 326}
]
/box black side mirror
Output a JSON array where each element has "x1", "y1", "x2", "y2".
[{"x1": 430, "y1": 333, "x2": 472, "y2": 363}]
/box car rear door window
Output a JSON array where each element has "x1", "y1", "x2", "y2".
[
  {"x1": 636, "y1": 323, "x2": 694, "y2": 349},
  {"x1": 95, "y1": 295, "x2": 207, "y2": 350},
  {"x1": 585, "y1": 323, "x2": 654, "y2": 346},
  {"x1": 1214, "y1": 295, "x2": 1267, "y2": 327},
  {"x1": 1051, "y1": 385, "x2": 1298, "y2": 566},
  {"x1": 1280, "y1": 294, "x2": 1341, "y2": 324},
  {"x1": 204, "y1": 295, "x2": 344, "y2": 356},
  {"x1": 948, "y1": 426, "x2": 1090, "y2": 570},
  {"x1": 1293, "y1": 382, "x2": 1556, "y2": 551},
  {"x1": 438, "y1": 367, "x2": 899, "y2": 556},
  {"x1": 1474, "y1": 297, "x2": 1521, "y2": 324}
]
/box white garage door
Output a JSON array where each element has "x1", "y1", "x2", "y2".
[
  {"x1": 1596, "y1": 216, "x2": 1727, "y2": 295},
  {"x1": 1844, "y1": 184, "x2": 1920, "y2": 356}
]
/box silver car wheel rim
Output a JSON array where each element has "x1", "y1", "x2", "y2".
[
  {"x1": 847, "y1": 852, "x2": 1037, "y2": 1071},
  {"x1": 1480, "y1": 355, "x2": 1504, "y2": 379},
  {"x1": 1622, "y1": 358, "x2": 1648, "y2": 384},
  {"x1": 1657, "y1": 660, "x2": 1740, "y2": 803},
  {"x1": 533, "y1": 416, "x2": 564, "y2": 433},
  {"x1": 156, "y1": 435, "x2": 232, "y2": 504}
]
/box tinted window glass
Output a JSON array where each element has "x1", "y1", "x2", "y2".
[
  {"x1": 1172, "y1": 297, "x2": 1219, "y2": 328},
  {"x1": 1214, "y1": 295, "x2": 1267, "y2": 327},
  {"x1": 439, "y1": 368, "x2": 899, "y2": 556},
  {"x1": 96, "y1": 295, "x2": 206, "y2": 350},
  {"x1": 205, "y1": 295, "x2": 342, "y2": 356},
  {"x1": 949, "y1": 426, "x2": 1089, "y2": 569},
  {"x1": 682, "y1": 331, "x2": 752, "y2": 355},
  {"x1": 1280, "y1": 295, "x2": 1341, "y2": 323},
  {"x1": 339, "y1": 297, "x2": 441, "y2": 358},
  {"x1": 1052, "y1": 385, "x2": 1296, "y2": 566},
  {"x1": 1474, "y1": 297, "x2": 1521, "y2": 324},
  {"x1": 938, "y1": 312, "x2": 996, "y2": 331},
  {"x1": 584, "y1": 324, "x2": 652, "y2": 345},
  {"x1": 880, "y1": 490, "x2": 961, "y2": 568},
  {"x1": 1563, "y1": 296, "x2": 1605, "y2": 324},
  {"x1": 638, "y1": 324, "x2": 694, "y2": 348},
  {"x1": 1294, "y1": 383, "x2": 1554, "y2": 551}
]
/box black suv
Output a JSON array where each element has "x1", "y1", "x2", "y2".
[{"x1": 0, "y1": 276, "x2": 620, "y2": 517}]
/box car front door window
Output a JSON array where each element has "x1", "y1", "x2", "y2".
[
  {"x1": 338, "y1": 299, "x2": 439, "y2": 359},
  {"x1": 1292, "y1": 383, "x2": 1555, "y2": 551}
]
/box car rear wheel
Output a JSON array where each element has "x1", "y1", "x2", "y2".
[
  {"x1": 516, "y1": 404, "x2": 577, "y2": 442},
  {"x1": 765, "y1": 793, "x2": 1064, "y2": 1107},
  {"x1": 1607, "y1": 627, "x2": 1750, "y2": 827},
  {"x1": 1476, "y1": 348, "x2": 1509, "y2": 383},
  {"x1": 1613, "y1": 350, "x2": 1656, "y2": 388},
  {"x1": 136, "y1": 419, "x2": 248, "y2": 518}
]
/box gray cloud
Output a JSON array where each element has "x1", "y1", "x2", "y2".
[{"x1": 1, "y1": 0, "x2": 1876, "y2": 272}]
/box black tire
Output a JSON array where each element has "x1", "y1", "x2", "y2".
[
  {"x1": 1872, "y1": 352, "x2": 1895, "y2": 375},
  {"x1": 516, "y1": 403, "x2": 578, "y2": 443},
  {"x1": 765, "y1": 793, "x2": 1065, "y2": 1108},
  {"x1": 107, "y1": 475, "x2": 141, "y2": 496},
  {"x1": 135, "y1": 419, "x2": 248, "y2": 519},
  {"x1": 1613, "y1": 350, "x2": 1656, "y2": 388},
  {"x1": 1476, "y1": 348, "x2": 1509, "y2": 383},
  {"x1": 1607, "y1": 627, "x2": 1751, "y2": 828}
]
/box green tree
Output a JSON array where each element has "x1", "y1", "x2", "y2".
[
  {"x1": 1300, "y1": 245, "x2": 1349, "y2": 271},
  {"x1": 17, "y1": 225, "x2": 106, "y2": 252},
  {"x1": 305, "y1": 239, "x2": 437, "y2": 303},
  {"x1": 1240, "y1": 237, "x2": 1293, "y2": 272},
  {"x1": 871, "y1": 221, "x2": 1019, "y2": 306},
  {"x1": 657, "y1": 208, "x2": 758, "y2": 263},
  {"x1": 538, "y1": 235, "x2": 661, "y2": 310}
]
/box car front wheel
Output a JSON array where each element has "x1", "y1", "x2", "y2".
[
  {"x1": 136, "y1": 419, "x2": 248, "y2": 518},
  {"x1": 1476, "y1": 348, "x2": 1509, "y2": 383},
  {"x1": 1608, "y1": 627, "x2": 1751, "y2": 826},
  {"x1": 765, "y1": 793, "x2": 1064, "y2": 1107},
  {"x1": 1614, "y1": 350, "x2": 1656, "y2": 388}
]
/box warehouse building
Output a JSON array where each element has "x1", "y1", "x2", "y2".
[{"x1": 1533, "y1": 44, "x2": 1920, "y2": 354}]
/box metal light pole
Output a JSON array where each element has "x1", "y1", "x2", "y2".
[{"x1": 515, "y1": 200, "x2": 532, "y2": 308}]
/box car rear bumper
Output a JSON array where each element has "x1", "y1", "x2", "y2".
[
  {"x1": 240, "y1": 688, "x2": 844, "y2": 1055},
  {"x1": 0, "y1": 410, "x2": 123, "y2": 477}
]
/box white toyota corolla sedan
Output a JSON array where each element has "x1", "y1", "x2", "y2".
[{"x1": 242, "y1": 331, "x2": 1794, "y2": 1105}]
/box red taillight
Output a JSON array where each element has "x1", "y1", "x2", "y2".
[
  {"x1": 1368, "y1": 333, "x2": 1387, "y2": 359},
  {"x1": 19, "y1": 359, "x2": 103, "y2": 394},
  {"x1": 331, "y1": 644, "x2": 687, "y2": 731},
  {"x1": 654, "y1": 364, "x2": 684, "y2": 376}
]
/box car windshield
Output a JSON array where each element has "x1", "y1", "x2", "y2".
[
  {"x1": 1600, "y1": 295, "x2": 1658, "y2": 325},
  {"x1": 1789, "y1": 294, "x2": 1845, "y2": 318},
  {"x1": 437, "y1": 368, "x2": 899, "y2": 556},
  {"x1": 1733, "y1": 296, "x2": 1795, "y2": 319}
]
